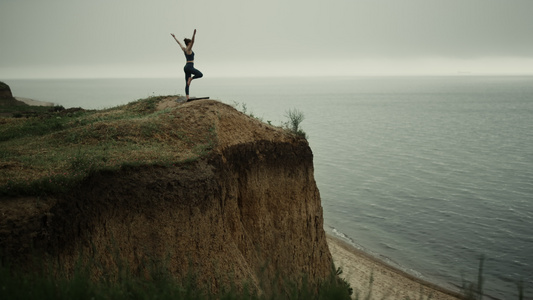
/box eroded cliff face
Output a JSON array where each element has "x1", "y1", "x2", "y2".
[{"x1": 0, "y1": 100, "x2": 333, "y2": 294}]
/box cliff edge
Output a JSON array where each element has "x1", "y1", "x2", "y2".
[
  {"x1": 0, "y1": 98, "x2": 333, "y2": 295},
  {"x1": 0, "y1": 81, "x2": 26, "y2": 106}
]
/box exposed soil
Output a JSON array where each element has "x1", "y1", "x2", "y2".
[{"x1": 0, "y1": 99, "x2": 332, "y2": 295}]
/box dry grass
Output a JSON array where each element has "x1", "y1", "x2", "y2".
[
  {"x1": 1, "y1": 94, "x2": 302, "y2": 196},
  {"x1": 0, "y1": 96, "x2": 217, "y2": 195}
]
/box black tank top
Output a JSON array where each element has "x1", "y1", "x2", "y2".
[{"x1": 185, "y1": 51, "x2": 194, "y2": 61}]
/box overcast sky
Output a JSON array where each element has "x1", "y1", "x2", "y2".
[{"x1": 1, "y1": 0, "x2": 533, "y2": 78}]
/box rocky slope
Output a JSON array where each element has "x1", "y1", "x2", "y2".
[
  {"x1": 0, "y1": 99, "x2": 333, "y2": 295},
  {"x1": 0, "y1": 81, "x2": 13, "y2": 99},
  {"x1": 0, "y1": 81, "x2": 26, "y2": 106}
]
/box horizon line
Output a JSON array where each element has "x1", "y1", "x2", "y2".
[{"x1": 4, "y1": 72, "x2": 533, "y2": 81}]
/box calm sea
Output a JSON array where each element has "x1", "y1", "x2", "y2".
[{"x1": 6, "y1": 76, "x2": 533, "y2": 299}]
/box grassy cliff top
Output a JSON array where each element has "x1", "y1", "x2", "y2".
[
  {"x1": 0, "y1": 96, "x2": 219, "y2": 195},
  {"x1": 1, "y1": 96, "x2": 301, "y2": 196}
]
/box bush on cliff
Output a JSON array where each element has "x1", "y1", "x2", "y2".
[{"x1": 284, "y1": 108, "x2": 307, "y2": 139}]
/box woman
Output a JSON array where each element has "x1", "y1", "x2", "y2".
[{"x1": 171, "y1": 29, "x2": 203, "y2": 101}]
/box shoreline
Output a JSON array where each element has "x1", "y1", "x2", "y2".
[
  {"x1": 326, "y1": 234, "x2": 463, "y2": 300},
  {"x1": 15, "y1": 97, "x2": 55, "y2": 107}
]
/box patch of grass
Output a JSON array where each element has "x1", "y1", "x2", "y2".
[
  {"x1": 0, "y1": 95, "x2": 216, "y2": 196},
  {"x1": 0, "y1": 113, "x2": 71, "y2": 142},
  {"x1": 124, "y1": 95, "x2": 166, "y2": 115},
  {"x1": 193, "y1": 124, "x2": 218, "y2": 157},
  {"x1": 0, "y1": 254, "x2": 352, "y2": 300},
  {"x1": 230, "y1": 102, "x2": 306, "y2": 139},
  {"x1": 0, "y1": 104, "x2": 65, "y2": 116},
  {"x1": 231, "y1": 101, "x2": 264, "y2": 122}
]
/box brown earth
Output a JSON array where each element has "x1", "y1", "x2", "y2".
[{"x1": 0, "y1": 99, "x2": 333, "y2": 295}]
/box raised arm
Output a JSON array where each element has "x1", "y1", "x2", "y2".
[
  {"x1": 186, "y1": 29, "x2": 197, "y2": 52},
  {"x1": 170, "y1": 33, "x2": 186, "y2": 51}
]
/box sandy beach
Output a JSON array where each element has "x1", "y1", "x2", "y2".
[{"x1": 327, "y1": 235, "x2": 463, "y2": 300}]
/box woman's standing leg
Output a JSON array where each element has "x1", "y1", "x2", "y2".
[
  {"x1": 185, "y1": 71, "x2": 192, "y2": 99},
  {"x1": 184, "y1": 63, "x2": 203, "y2": 100}
]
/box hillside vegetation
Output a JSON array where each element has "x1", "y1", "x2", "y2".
[
  {"x1": 0, "y1": 95, "x2": 352, "y2": 299},
  {"x1": 1, "y1": 96, "x2": 218, "y2": 196}
]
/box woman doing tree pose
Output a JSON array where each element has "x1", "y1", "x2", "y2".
[{"x1": 171, "y1": 29, "x2": 203, "y2": 101}]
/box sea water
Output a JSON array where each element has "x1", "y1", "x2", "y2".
[{"x1": 6, "y1": 76, "x2": 533, "y2": 299}]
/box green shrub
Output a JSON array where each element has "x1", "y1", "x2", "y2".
[{"x1": 284, "y1": 109, "x2": 307, "y2": 139}]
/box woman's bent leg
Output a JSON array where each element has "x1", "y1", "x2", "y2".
[
  {"x1": 191, "y1": 68, "x2": 203, "y2": 80},
  {"x1": 184, "y1": 63, "x2": 202, "y2": 99}
]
